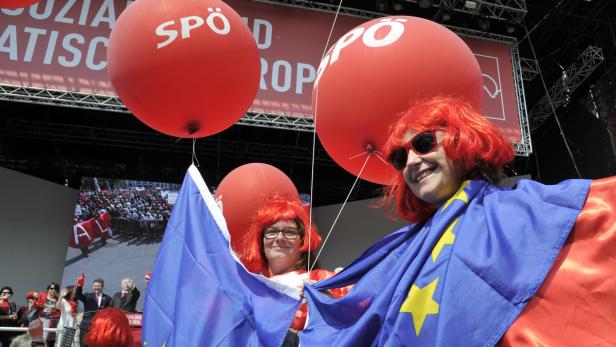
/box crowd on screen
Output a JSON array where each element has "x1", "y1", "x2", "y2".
[
  {"x1": 71, "y1": 187, "x2": 175, "y2": 254},
  {"x1": 0, "y1": 273, "x2": 149, "y2": 347}
]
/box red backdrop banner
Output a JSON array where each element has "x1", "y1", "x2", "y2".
[{"x1": 0, "y1": 0, "x2": 522, "y2": 142}]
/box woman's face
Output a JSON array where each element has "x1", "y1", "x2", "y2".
[
  {"x1": 402, "y1": 130, "x2": 466, "y2": 205},
  {"x1": 47, "y1": 285, "x2": 58, "y2": 297},
  {"x1": 262, "y1": 219, "x2": 303, "y2": 274},
  {"x1": 0, "y1": 289, "x2": 11, "y2": 301}
]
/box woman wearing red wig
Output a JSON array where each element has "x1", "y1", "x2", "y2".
[
  {"x1": 240, "y1": 195, "x2": 349, "y2": 345},
  {"x1": 377, "y1": 96, "x2": 616, "y2": 345},
  {"x1": 84, "y1": 308, "x2": 138, "y2": 347}
]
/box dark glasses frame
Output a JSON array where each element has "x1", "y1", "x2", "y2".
[
  {"x1": 388, "y1": 130, "x2": 439, "y2": 171},
  {"x1": 262, "y1": 227, "x2": 303, "y2": 240}
]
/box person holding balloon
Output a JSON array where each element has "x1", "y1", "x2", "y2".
[
  {"x1": 362, "y1": 96, "x2": 616, "y2": 345},
  {"x1": 239, "y1": 195, "x2": 350, "y2": 346}
]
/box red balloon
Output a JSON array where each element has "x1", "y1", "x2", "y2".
[
  {"x1": 0, "y1": 0, "x2": 38, "y2": 9},
  {"x1": 313, "y1": 16, "x2": 483, "y2": 184},
  {"x1": 214, "y1": 163, "x2": 299, "y2": 254},
  {"x1": 108, "y1": 0, "x2": 260, "y2": 138}
]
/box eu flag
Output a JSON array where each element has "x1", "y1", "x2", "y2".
[
  {"x1": 301, "y1": 179, "x2": 590, "y2": 346},
  {"x1": 143, "y1": 165, "x2": 592, "y2": 346},
  {"x1": 142, "y1": 165, "x2": 301, "y2": 346}
]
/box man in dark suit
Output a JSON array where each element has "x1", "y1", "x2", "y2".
[
  {"x1": 111, "y1": 278, "x2": 140, "y2": 313},
  {"x1": 74, "y1": 275, "x2": 111, "y2": 346}
]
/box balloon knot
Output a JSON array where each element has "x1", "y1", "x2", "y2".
[
  {"x1": 186, "y1": 122, "x2": 200, "y2": 135},
  {"x1": 366, "y1": 143, "x2": 377, "y2": 153}
]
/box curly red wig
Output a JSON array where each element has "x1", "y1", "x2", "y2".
[
  {"x1": 84, "y1": 308, "x2": 133, "y2": 347},
  {"x1": 240, "y1": 195, "x2": 322, "y2": 276},
  {"x1": 383, "y1": 96, "x2": 514, "y2": 224}
]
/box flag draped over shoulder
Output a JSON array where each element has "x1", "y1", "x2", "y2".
[
  {"x1": 302, "y1": 179, "x2": 591, "y2": 346},
  {"x1": 142, "y1": 165, "x2": 301, "y2": 347},
  {"x1": 143, "y1": 164, "x2": 597, "y2": 347}
]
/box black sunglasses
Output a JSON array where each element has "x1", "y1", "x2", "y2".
[{"x1": 388, "y1": 131, "x2": 439, "y2": 171}]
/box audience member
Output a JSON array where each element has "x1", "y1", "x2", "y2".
[
  {"x1": 74, "y1": 275, "x2": 111, "y2": 347},
  {"x1": 55, "y1": 286, "x2": 77, "y2": 347},
  {"x1": 32, "y1": 283, "x2": 60, "y2": 345},
  {"x1": 111, "y1": 279, "x2": 140, "y2": 313},
  {"x1": 84, "y1": 308, "x2": 137, "y2": 347},
  {"x1": 0, "y1": 286, "x2": 18, "y2": 347},
  {"x1": 16, "y1": 291, "x2": 39, "y2": 327}
]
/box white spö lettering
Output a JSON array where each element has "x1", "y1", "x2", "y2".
[
  {"x1": 23, "y1": 27, "x2": 46, "y2": 62},
  {"x1": 0, "y1": 25, "x2": 18, "y2": 61},
  {"x1": 29, "y1": 0, "x2": 54, "y2": 20},
  {"x1": 43, "y1": 30, "x2": 59, "y2": 64},
  {"x1": 272, "y1": 60, "x2": 292, "y2": 92},
  {"x1": 362, "y1": 18, "x2": 406, "y2": 47},
  {"x1": 330, "y1": 27, "x2": 364, "y2": 64},
  {"x1": 295, "y1": 63, "x2": 315, "y2": 94},
  {"x1": 253, "y1": 19, "x2": 272, "y2": 49},
  {"x1": 206, "y1": 8, "x2": 230, "y2": 35},
  {"x1": 55, "y1": 0, "x2": 77, "y2": 24},
  {"x1": 78, "y1": 0, "x2": 91, "y2": 26},
  {"x1": 260, "y1": 58, "x2": 268, "y2": 90},
  {"x1": 86, "y1": 36, "x2": 108, "y2": 70},
  {"x1": 156, "y1": 20, "x2": 177, "y2": 49},
  {"x1": 180, "y1": 16, "x2": 204, "y2": 39},
  {"x1": 59, "y1": 33, "x2": 84, "y2": 67},
  {"x1": 0, "y1": 8, "x2": 24, "y2": 16},
  {"x1": 91, "y1": 0, "x2": 116, "y2": 29}
]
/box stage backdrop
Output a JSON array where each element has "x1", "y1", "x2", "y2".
[
  {"x1": 0, "y1": 166, "x2": 77, "y2": 302},
  {"x1": 0, "y1": 0, "x2": 522, "y2": 143}
]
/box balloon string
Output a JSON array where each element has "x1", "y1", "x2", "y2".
[
  {"x1": 192, "y1": 137, "x2": 200, "y2": 167},
  {"x1": 309, "y1": 153, "x2": 371, "y2": 272},
  {"x1": 307, "y1": 0, "x2": 344, "y2": 273}
]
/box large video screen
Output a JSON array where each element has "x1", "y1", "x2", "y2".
[{"x1": 61, "y1": 177, "x2": 180, "y2": 311}]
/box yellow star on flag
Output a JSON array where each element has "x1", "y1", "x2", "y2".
[
  {"x1": 432, "y1": 218, "x2": 457, "y2": 262},
  {"x1": 399, "y1": 278, "x2": 440, "y2": 336},
  {"x1": 441, "y1": 180, "x2": 470, "y2": 211}
]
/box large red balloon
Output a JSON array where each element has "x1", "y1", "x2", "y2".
[
  {"x1": 0, "y1": 0, "x2": 38, "y2": 9},
  {"x1": 313, "y1": 16, "x2": 483, "y2": 184},
  {"x1": 108, "y1": 0, "x2": 260, "y2": 138},
  {"x1": 214, "y1": 163, "x2": 299, "y2": 254}
]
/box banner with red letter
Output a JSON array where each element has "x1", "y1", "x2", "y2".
[{"x1": 0, "y1": 0, "x2": 522, "y2": 142}]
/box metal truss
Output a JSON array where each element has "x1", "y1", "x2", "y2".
[
  {"x1": 438, "y1": 0, "x2": 527, "y2": 24},
  {"x1": 510, "y1": 39, "x2": 532, "y2": 155},
  {"x1": 0, "y1": 118, "x2": 334, "y2": 165},
  {"x1": 0, "y1": 84, "x2": 127, "y2": 112},
  {"x1": 520, "y1": 57, "x2": 539, "y2": 81},
  {"x1": 528, "y1": 46, "x2": 604, "y2": 133},
  {"x1": 239, "y1": 112, "x2": 314, "y2": 132},
  {"x1": 0, "y1": 84, "x2": 316, "y2": 132}
]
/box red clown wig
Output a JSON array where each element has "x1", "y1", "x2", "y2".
[
  {"x1": 383, "y1": 96, "x2": 515, "y2": 224},
  {"x1": 84, "y1": 308, "x2": 133, "y2": 347},
  {"x1": 240, "y1": 195, "x2": 322, "y2": 276}
]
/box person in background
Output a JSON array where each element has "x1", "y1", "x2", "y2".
[
  {"x1": 84, "y1": 308, "x2": 138, "y2": 347},
  {"x1": 74, "y1": 275, "x2": 111, "y2": 347},
  {"x1": 0, "y1": 286, "x2": 18, "y2": 347},
  {"x1": 144, "y1": 272, "x2": 151, "y2": 288},
  {"x1": 16, "y1": 291, "x2": 39, "y2": 327},
  {"x1": 32, "y1": 283, "x2": 60, "y2": 346},
  {"x1": 9, "y1": 318, "x2": 45, "y2": 347},
  {"x1": 111, "y1": 278, "x2": 140, "y2": 313},
  {"x1": 55, "y1": 286, "x2": 77, "y2": 347}
]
